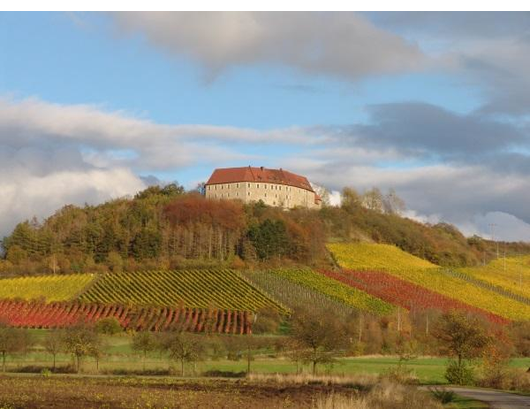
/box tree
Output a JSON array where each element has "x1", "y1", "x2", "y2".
[
  {"x1": 95, "y1": 318, "x2": 122, "y2": 336},
  {"x1": 132, "y1": 331, "x2": 159, "y2": 372},
  {"x1": 252, "y1": 307, "x2": 282, "y2": 335},
  {"x1": 62, "y1": 323, "x2": 102, "y2": 373},
  {"x1": 161, "y1": 332, "x2": 205, "y2": 376},
  {"x1": 362, "y1": 187, "x2": 384, "y2": 213},
  {"x1": 106, "y1": 251, "x2": 124, "y2": 273},
  {"x1": 433, "y1": 312, "x2": 491, "y2": 385},
  {"x1": 383, "y1": 188, "x2": 406, "y2": 215},
  {"x1": 0, "y1": 324, "x2": 32, "y2": 372},
  {"x1": 290, "y1": 309, "x2": 347, "y2": 374},
  {"x1": 44, "y1": 329, "x2": 64, "y2": 371},
  {"x1": 247, "y1": 219, "x2": 290, "y2": 260},
  {"x1": 341, "y1": 187, "x2": 362, "y2": 212},
  {"x1": 311, "y1": 184, "x2": 331, "y2": 207}
]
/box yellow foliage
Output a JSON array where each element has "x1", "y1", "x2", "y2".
[
  {"x1": 0, "y1": 274, "x2": 94, "y2": 302},
  {"x1": 328, "y1": 242, "x2": 530, "y2": 321}
]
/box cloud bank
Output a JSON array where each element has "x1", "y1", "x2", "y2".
[{"x1": 111, "y1": 12, "x2": 425, "y2": 80}]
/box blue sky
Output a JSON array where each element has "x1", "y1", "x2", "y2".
[{"x1": 2, "y1": 11, "x2": 530, "y2": 241}]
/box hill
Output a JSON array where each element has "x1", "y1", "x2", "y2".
[{"x1": 2, "y1": 184, "x2": 530, "y2": 276}]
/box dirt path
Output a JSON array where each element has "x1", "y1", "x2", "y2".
[{"x1": 439, "y1": 386, "x2": 530, "y2": 409}]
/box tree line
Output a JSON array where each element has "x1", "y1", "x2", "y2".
[
  {"x1": 1, "y1": 309, "x2": 529, "y2": 387},
  {"x1": 2, "y1": 183, "x2": 529, "y2": 275}
]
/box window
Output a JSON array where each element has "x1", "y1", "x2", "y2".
[
  {"x1": 214, "y1": 185, "x2": 217, "y2": 190},
  {"x1": 221, "y1": 185, "x2": 223, "y2": 189},
  {"x1": 248, "y1": 183, "x2": 251, "y2": 188},
  {"x1": 279, "y1": 186, "x2": 282, "y2": 190},
  {"x1": 236, "y1": 183, "x2": 239, "y2": 188},
  {"x1": 264, "y1": 184, "x2": 267, "y2": 189},
  {"x1": 248, "y1": 192, "x2": 251, "y2": 196},
  {"x1": 236, "y1": 192, "x2": 239, "y2": 197},
  {"x1": 257, "y1": 184, "x2": 259, "y2": 188},
  {"x1": 264, "y1": 193, "x2": 267, "y2": 198}
]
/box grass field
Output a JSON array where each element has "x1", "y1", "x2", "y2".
[{"x1": 7, "y1": 330, "x2": 529, "y2": 385}]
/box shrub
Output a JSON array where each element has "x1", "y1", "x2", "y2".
[
  {"x1": 445, "y1": 360, "x2": 475, "y2": 385},
  {"x1": 430, "y1": 387, "x2": 456, "y2": 404}
]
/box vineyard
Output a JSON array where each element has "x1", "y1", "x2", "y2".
[
  {"x1": 460, "y1": 256, "x2": 530, "y2": 301},
  {"x1": 79, "y1": 269, "x2": 284, "y2": 313},
  {"x1": 0, "y1": 274, "x2": 94, "y2": 302},
  {"x1": 270, "y1": 269, "x2": 394, "y2": 315},
  {"x1": 320, "y1": 269, "x2": 509, "y2": 325},
  {"x1": 0, "y1": 299, "x2": 252, "y2": 333},
  {"x1": 243, "y1": 270, "x2": 367, "y2": 318},
  {"x1": 328, "y1": 243, "x2": 530, "y2": 321}
]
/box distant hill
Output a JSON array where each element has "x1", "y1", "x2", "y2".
[{"x1": 1, "y1": 184, "x2": 530, "y2": 275}]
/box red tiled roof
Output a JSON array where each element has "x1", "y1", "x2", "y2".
[{"x1": 206, "y1": 166, "x2": 315, "y2": 192}]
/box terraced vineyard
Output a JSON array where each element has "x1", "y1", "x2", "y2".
[
  {"x1": 79, "y1": 269, "x2": 284, "y2": 313},
  {"x1": 322, "y1": 269, "x2": 509, "y2": 325},
  {"x1": 328, "y1": 243, "x2": 436, "y2": 270},
  {"x1": 263, "y1": 269, "x2": 394, "y2": 315},
  {"x1": 0, "y1": 274, "x2": 94, "y2": 302},
  {"x1": 460, "y1": 257, "x2": 530, "y2": 301},
  {"x1": 0, "y1": 299, "x2": 251, "y2": 333},
  {"x1": 243, "y1": 270, "x2": 361, "y2": 318},
  {"x1": 328, "y1": 243, "x2": 530, "y2": 321}
]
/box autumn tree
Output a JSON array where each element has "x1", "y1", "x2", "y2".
[
  {"x1": 62, "y1": 323, "x2": 102, "y2": 373},
  {"x1": 132, "y1": 331, "x2": 159, "y2": 372},
  {"x1": 95, "y1": 317, "x2": 122, "y2": 336},
  {"x1": 383, "y1": 188, "x2": 406, "y2": 215},
  {"x1": 44, "y1": 329, "x2": 64, "y2": 371},
  {"x1": 362, "y1": 187, "x2": 384, "y2": 213},
  {"x1": 290, "y1": 309, "x2": 347, "y2": 374},
  {"x1": 161, "y1": 332, "x2": 205, "y2": 376},
  {"x1": 0, "y1": 324, "x2": 33, "y2": 372},
  {"x1": 433, "y1": 312, "x2": 491, "y2": 385},
  {"x1": 341, "y1": 187, "x2": 362, "y2": 212}
]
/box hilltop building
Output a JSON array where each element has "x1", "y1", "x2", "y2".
[{"x1": 205, "y1": 166, "x2": 321, "y2": 209}]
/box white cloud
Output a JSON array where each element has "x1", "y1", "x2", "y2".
[
  {"x1": 0, "y1": 96, "x2": 325, "y2": 238},
  {"x1": 111, "y1": 12, "x2": 425, "y2": 80},
  {"x1": 0, "y1": 167, "x2": 145, "y2": 239}
]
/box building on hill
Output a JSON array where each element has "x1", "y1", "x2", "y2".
[{"x1": 205, "y1": 166, "x2": 322, "y2": 209}]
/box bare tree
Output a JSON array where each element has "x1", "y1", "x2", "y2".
[
  {"x1": 290, "y1": 309, "x2": 347, "y2": 374},
  {"x1": 44, "y1": 329, "x2": 64, "y2": 371},
  {"x1": 161, "y1": 332, "x2": 205, "y2": 376},
  {"x1": 62, "y1": 323, "x2": 102, "y2": 373},
  {"x1": 0, "y1": 324, "x2": 33, "y2": 372},
  {"x1": 132, "y1": 331, "x2": 158, "y2": 372}
]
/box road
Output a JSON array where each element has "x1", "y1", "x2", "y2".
[{"x1": 436, "y1": 386, "x2": 530, "y2": 409}]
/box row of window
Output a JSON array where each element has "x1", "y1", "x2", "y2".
[
  {"x1": 211, "y1": 192, "x2": 293, "y2": 200},
  {"x1": 208, "y1": 183, "x2": 294, "y2": 191}
]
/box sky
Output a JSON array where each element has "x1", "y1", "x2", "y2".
[{"x1": 2, "y1": 11, "x2": 530, "y2": 241}]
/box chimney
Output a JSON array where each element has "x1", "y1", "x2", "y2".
[{"x1": 260, "y1": 166, "x2": 264, "y2": 171}]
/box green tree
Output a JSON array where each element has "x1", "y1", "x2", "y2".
[
  {"x1": 95, "y1": 318, "x2": 122, "y2": 336},
  {"x1": 247, "y1": 219, "x2": 290, "y2": 260}
]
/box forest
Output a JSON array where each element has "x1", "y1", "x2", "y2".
[{"x1": 1, "y1": 183, "x2": 529, "y2": 275}]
